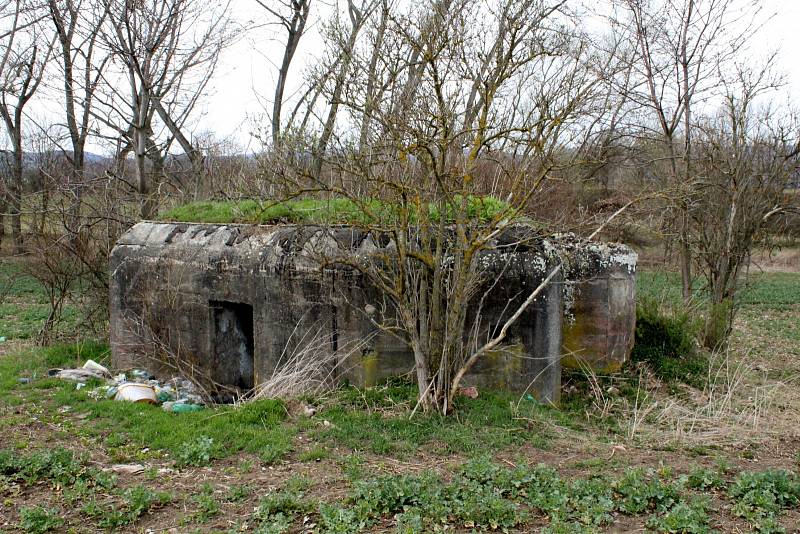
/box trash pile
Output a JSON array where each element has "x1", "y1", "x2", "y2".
[{"x1": 51, "y1": 359, "x2": 206, "y2": 412}]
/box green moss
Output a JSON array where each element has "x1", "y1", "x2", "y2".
[{"x1": 159, "y1": 196, "x2": 513, "y2": 225}]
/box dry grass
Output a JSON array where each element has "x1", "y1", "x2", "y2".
[
  {"x1": 629, "y1": 348, "x2": 800, "y2": 447},
  {"x1": 250, "y1": 326, "x2": 373, "y2": 401}
]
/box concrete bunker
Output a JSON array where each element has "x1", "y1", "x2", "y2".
[{"x1": 109, "y1": 222, "x2": 637, "y2": 403}]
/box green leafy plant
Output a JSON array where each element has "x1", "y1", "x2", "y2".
[
  {"x1": 254, "y1": 477, "x2": 313, "y2": 532},
  {"x1": 85, "y1": 485, "x2": 172, "y2": 529},
  {"x1": 729, "y1": 469, "x2": 800, "y2": 531},
  {"x1": 686, "y1": 467, "x2": 724, "y2": 490},
  {"x1": 176, "y1": 435, "x2": 215, "y2": 467},
  {"x1": 18, "y1": 506, "x2": 64, "y2": 533},
  {"x1": 614, "y1": 468, "x2": 683, "y2": 515},
  {"x1": 192, "y1": 483, "x2": 221, "y2": 523},
  {"x1": 647, "y1": 499, "x2": 714, "y2": 533},
  {"x1": 318, "y1": 503, "x2": 369, "y2": 534},
  {"x1": 226, "y1": 483, "x2": 253, "y2": 502}
]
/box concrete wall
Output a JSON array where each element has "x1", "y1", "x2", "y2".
[{"x1": 110, "y1": 222, "x2": 636, "y2": 402}]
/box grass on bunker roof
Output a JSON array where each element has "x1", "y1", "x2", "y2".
[
  {"x1": 1, "y1": 263, "x2": 800, "y2": 532},
  {"x1": 158, "y1": 196, "x2": 516, "y2": 225}
]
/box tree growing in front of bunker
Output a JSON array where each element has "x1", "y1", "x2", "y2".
[{"x1": 258, "y1": 0, "x2": 629, "y2": 413}]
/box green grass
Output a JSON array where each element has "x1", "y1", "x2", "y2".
[
  {"x1": 0, "y1": 261, "x2": 83, "y2": 340},
  {"x1": 310, "y1": 382, "x2": 569, "y2": 457},
  {"x1": 0, "y1": 261, "x2": 46, "y2": 297},
  {"x1": 159, "y1": 196, "x2": 513, "y2": 225},
  {"x1": 636, "y1": 270, "x2": 800, "y2": 311}
]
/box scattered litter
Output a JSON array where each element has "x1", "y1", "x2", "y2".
[
  {"x1": 55, "y1": 360, "x2": 206, "y2": 410},
  {"x1": 111, "y1": 464, "x2": 145, "y2": 475},
  {"x1": 54, "y1": 368, "x2": 107, "y2": 382},
  {"x1": 168, "y1": 403, "x2": 204, "y2": 413},
  {"x1": 114, "y1": 383, "x2": 157, "y2": 404},
  {"x1": 131, "y1": 369, "x2": 155, "y2": 380},
  {"x1": 303, "y1": 404, "x2": 317, "y2": 417},
  {"x1": 17, "y1": 377, "x2": 30, "y2": 384},
  {"x1": 108, "y1": 464, "x2": 173, "y2": 476},
  {"x1": 82, "y1": 359, "x2": 110, "y2": 377},
  {"x1": 0, "y1": 336, "x2": 6, "y2": 343}
]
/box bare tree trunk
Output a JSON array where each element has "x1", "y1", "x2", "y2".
[
  {"x1": 312, "y1": 1, "x2": 368, "y2": 178},
  {"x1": 679, "y1": 0, "x2": 695, "y2": 303},
  {"x1": 257, "y1": 0, "x2": 311, "y2": 146},
  {"x1": 134, "y1": 109, "x2": 153, "y2": 218},
  {"x1": 8, "y1": 118, "x2": 24, "y2": 254},
  {"x1": 0, "y1": 196, "x2": 5, "y2": 248},
  {"x1": 357, "y1": 0, "x2": 387, "y2": 152}
]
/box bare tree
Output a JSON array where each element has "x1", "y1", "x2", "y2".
[
  {"x1": 257, "y1": 0, "x2": 312, "y2": 147},
  {"x1": 692, "y1": 60, "x2": 799, "y2": 347},
  {"x1": 264, "y1": 0, "x2": 619, "y2": 412},
  {"x1": 44, "y1": 0, "x2": 111, "y2": 233},
  {"x1": 0, "y1": 0, "x2": 54, "y2": 253},
  {"x1": 97, "y1": 0, "x2": 234, "y2": 216},
  {"x1": 613, "y1": 0, "x2": 760, "y2": 302},
  {"x1": 311, "y1": 0, "x2": 376, "y2": 178}
]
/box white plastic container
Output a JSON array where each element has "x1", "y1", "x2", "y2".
[{"x1": 115, "y1": 383, "x2": 157, "y2": 404}]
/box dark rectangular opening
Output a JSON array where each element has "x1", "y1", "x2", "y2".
[{"x1": 211, "y1": 301, "x2": 255, "y2": 394}]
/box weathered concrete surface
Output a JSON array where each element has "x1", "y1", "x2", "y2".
[
  {"x1": 556, "y1": 239, "x2": 638, "y2": 373},
  {"x1": 109, "y1": 222, "x2": 636, "y2": 402}
]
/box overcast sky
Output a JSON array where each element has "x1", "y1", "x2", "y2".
[
  {"x1": 192, "y1": 0, "x2": 800, "y2": 151},
  {"x1": 57, "y1": 0, "x2": 800, "y2": 154}
]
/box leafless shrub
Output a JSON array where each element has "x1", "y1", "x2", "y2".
[{"x1": 251, "y1": 326, "x2": 373, "y2": 401}]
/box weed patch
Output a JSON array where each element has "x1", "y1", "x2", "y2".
[
  {"x1": 729, "y1": 469, "x2": 800, "y2": 531},
  {"x1": 0, "y1": 447, "x2": 114, "y2": 489},
  {"x1": 176, "y1": 435, "x2": 216, "y2": 467},
  {"x1": 315, "y1": 458, "x2": 750, "y2": 532},
  {"x1": 18, "y1": 506, "x2": 64, "y2": 533},
  {"x1": 646, "y1": 498, "x2": 713, "y2": 533},
  {"x1": 253, "y1": 476, "x2": 314, "y2": 533},
  {"x1": 631, "y1": 298, "x2": 706, "y2": 387},
  {"x1": 83, "y1": 485, "x2": 172, "y2": 529}
]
